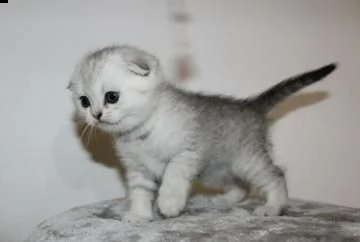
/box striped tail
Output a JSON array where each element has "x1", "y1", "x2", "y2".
[{"x1": 250, "y1": 63, "x2": 337, "y2": 113}]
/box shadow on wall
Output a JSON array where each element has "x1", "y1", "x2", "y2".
[
  {"x1": 269, "y1": 91, "x2": 328, "y2": 125},
  {"x1": 71, "y1": 91, "x2": 328, "y2": 193},
  {"x1": 72, "y1": 114, "x2": 126, "y2": 187}
]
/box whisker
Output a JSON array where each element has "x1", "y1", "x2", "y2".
[
  {"x1": 80, "y1": 124, "x2": 89, "y2": 141},
  {"x1": 87, "y1": 126, "x2": 93, "y2": 147}
]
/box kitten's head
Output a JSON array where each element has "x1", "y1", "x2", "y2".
[{"x1": 68, "y1": 45, "x2": 162, "y2": 133}]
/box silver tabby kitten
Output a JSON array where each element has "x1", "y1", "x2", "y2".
[{"x1": 68, "y1": 45, "x2": 337, "y2": 223}]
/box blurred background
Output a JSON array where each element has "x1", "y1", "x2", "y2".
[{"x1": 0, "y1": 0, "x2": 359, "y2": 241}]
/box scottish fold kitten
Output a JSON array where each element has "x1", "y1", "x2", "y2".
[{"x1": 68, "y1": 45, "x2": 337, "y2": 223}]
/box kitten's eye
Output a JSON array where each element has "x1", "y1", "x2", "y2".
[
  {"x1": 79, "y1": 96, "x2": 90, "y2": 108},
  {"x1": 105, "y1": 91, "x2": 120, "y2": 104}
]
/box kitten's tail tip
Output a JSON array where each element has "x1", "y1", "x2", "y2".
[
  {"x1": 312, "y1": 62, "x2": 338, "y2": 81},
  {"x1": 322, "y1": 62, "x2": 338, "y2": 74}
]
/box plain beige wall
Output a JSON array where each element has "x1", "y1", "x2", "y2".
[{"x1": 0, "y1": 0, "x2": 359, "y2": 241}]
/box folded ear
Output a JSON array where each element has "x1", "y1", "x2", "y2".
[{"x1": 127, "y1": 58, "x2": 151, "y2": 76}]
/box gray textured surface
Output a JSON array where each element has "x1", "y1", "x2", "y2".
[{"x1": 25, "y1": 197, "x2": 360, "y2": 242}]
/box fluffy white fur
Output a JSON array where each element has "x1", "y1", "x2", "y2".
[{"x1": 68, "y1": 45, "x2": 337, "y2": 223}]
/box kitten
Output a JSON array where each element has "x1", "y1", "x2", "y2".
[{"x1": 68, "y1": 45, "x2": 337, "y2": 223}]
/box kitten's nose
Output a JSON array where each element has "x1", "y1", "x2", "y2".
[{"x1": 93, "y1": 112, "x2": 102, "y2": 120}]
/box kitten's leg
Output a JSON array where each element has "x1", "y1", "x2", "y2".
[
  {"x1": 157, "y1": 151, "x2": 200, "y2": 217},
  {"x1": 123, "y1": 170, "x2": 157, "y2": 223},
  {"x1": 233, "y1": 152, "x2": 288, "y2": 216},
  {"x1": 253, "y1": 173, "x2": 287, "y2": 216}
]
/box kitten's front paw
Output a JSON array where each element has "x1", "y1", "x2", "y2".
[
  {"x1": 157, "y1": 192, "x2": 187, "y2": 218},
  {"x1": 122, "y1": 211, "x2": 153, "y2": 223}
]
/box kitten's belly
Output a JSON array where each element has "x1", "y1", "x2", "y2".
[{"x1": 198, "y1": 157, "x2": 233, "y2": 189}]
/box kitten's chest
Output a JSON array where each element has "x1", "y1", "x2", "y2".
[{"x1": 118, "y1": 122, "x2": 186, "y2": 177}]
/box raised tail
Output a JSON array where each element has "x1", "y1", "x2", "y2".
[{"x1": 249, "y1": 63, "x2": 337, "y2": 113}]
